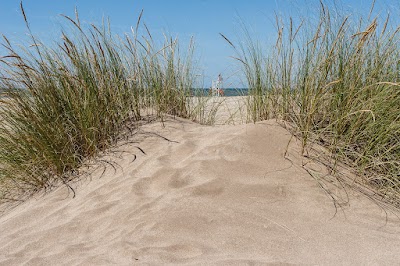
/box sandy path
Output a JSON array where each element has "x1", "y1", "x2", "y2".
[{"x1": 0, "y1": 118, "x2": 399, "y2": 265}]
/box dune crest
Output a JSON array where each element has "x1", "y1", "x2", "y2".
[{"x1": 0, "y1": 118, "x2": 399, "y2": 265}]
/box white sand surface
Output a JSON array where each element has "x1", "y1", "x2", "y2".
[
  {"x1": 187, "y1": 96, "x2": 248, "y2": 125},
  {"x1": 0, "y1": 116, "x2": 399, "y2": 265}
]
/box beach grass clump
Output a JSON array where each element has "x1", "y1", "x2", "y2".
[
  {"x1": 135, "y1": 33, "x2": 195, "y2": 120},
  {"x1": 220, "y1": 31, "x2": 272, "y2": 122},
  {"x1": 186, "y1": 89, "x2": 226, "y2": 125},
  {"x1": 227, "y1": 2, "x2": 400, "y2": 205},
  {"x1": 0, "y1": 5, "x2": 195, "y2": 201}
]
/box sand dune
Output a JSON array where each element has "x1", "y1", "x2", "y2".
[{"x1": 0, "y1": 117, "x2": 399, "y2": 265}]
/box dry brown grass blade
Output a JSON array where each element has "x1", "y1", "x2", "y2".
[
  {"x1": 381, "y1": 13, "x2": 390, "y2": 35},
  {"x1": 292, "y1": 19, "x2": 304, "y2": 42},
  {"x1": 19, "y1": 1, "x2": 28, "y2": 27},
  {"x1": 135, "y1": 9, "x2": 144, "y2": 36},
  {"x1": 144, "y1": 23, "x2": 153, "y2": 42},
  {"x1": 368, "y1": 0, "x2": 376, "y2": 21},
  {"x1": 75, "y1": 7, "x2": 80, "y2": 27},
  {"x1": 229, "y1": 56, "x2": 247, "y2": 66},
  {"x1": 60, "y1": 14, "x2": 83, "y2": 32},
  {"x1": 219, "y1": 33, "x2": 235, "y2": 49}
]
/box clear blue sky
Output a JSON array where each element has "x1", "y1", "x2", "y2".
[{"x1": 0, "y1": 0, "x2": 399, "y2": 87}]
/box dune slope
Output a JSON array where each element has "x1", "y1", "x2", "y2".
[{"x1": 0, "y1": 118, "x2": 399, "y2": 265}]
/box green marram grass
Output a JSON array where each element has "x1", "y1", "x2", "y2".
[
  {"x1": 225, "y1": 2, "x2": 400, "y2": 206},
  {"x1": 0, "y1": 4, "x2": 198, "y2": 202}
]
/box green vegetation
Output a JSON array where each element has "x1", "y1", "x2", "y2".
[
  {"x1": 0, "y1": 5, "x2": 199, "y2": 201},
  {"x1": 226, "y1": 2, "x2": 400, "y2": 206}
]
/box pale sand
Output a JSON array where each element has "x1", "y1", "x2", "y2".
[
  {"x1": 0, "y1": 110, "x2": 400, "y2": 264},
  {"x1": 187, "y1": 96, "x2": 248, "y2": 125},
  {"x1": 209, "y1": 96, "x2": 248, "y2": 125}
]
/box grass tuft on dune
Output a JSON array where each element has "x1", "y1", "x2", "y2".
[
  {"x1": 225, "y1": 2, "x2": 400, "y2": 206},
  {"x1": 0, "y1": 4, "x2": 197, "y2": 202}
]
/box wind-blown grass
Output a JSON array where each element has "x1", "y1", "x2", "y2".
[
  {"x1": 225, "y1": 2, "x2": 400, "y2": 206},
  {"x1": 0, "y1": 4, "x2": 197, "y2": 202}
]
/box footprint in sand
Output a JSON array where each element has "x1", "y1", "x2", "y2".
[
  {"x1": 168, "y1": 173, "x2": 193, "y2": 189},
  {"x1": 190, "y1": 179, "x2": 226, "y2": 197}
]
